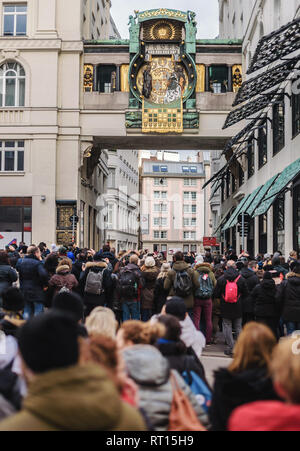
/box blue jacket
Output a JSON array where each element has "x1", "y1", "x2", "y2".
[{"x1": 16, "y1": 256, "x2": 49, "y2": 304}]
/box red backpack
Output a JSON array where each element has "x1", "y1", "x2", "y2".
[{"x1": 224, "y1": 276, "x2": 241, "y2": 304}]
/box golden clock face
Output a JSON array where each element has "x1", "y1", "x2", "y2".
[{"x1": 137, "y1": 57, "x2": 188, "y2": 105}]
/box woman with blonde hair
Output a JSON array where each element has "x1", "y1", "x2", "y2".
[
  {"x1": 85, "y1": 306, "x2": 118, "y2": 339},
  {"x1": 229, "y1": 334, "x2": 300, "y2": 430},
  {"x1": 209, "y1": 322, "x2": 280, "y2": 431},
  {"x1": 116, "y1": 320, "x2": 165, "y2": 350}
]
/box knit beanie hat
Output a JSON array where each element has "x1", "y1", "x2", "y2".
[
  {"x1": 2, "y1": 287, "x2": 25, "y2": 312},
  {"x1": 52, "y1": 292, "x2": 84, "y2": 322},
  {"x1": 165, "y1": 297, "x2": 187, "y2": 321},
  {"x1": 18, "y1": 310, "x2": 79, "y2": 373},
  {"x1": 145, "y1": 256, "x2": 155, "y2": 268}
]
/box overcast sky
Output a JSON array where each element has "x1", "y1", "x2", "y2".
[{"x1": 110, "y1": 0, "x2": 219, "y2": 39}]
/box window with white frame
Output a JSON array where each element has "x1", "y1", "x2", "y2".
[
  {"x1": 153, "y1": 230, "x2": 167, "y2": 239},
  {"x1": 184, "y1": 178, "x2": 197, "y2": 186},
  {"x1": 183, "y1": 191, "x2": 197, "y2": 200},
  {"x1": 184, "y1": 231, "x2": 196, "y2": 240},
  {"x1": 3, "y1": 4, "x2": 27, "y2": 36},
  {"x1": 154, "y1": 178, "x2": 167, "y2": 186},
  {"x1": 0, "y1": 62, "x2": 25, "y2": 107},
  {"x1": 154, "y1": 191, "x2": 167, "y2": 199},
  {"x1": 0, "y1": 140, "x2": 24, "y2": 172},
  {"x1": 153, "y1": 217, "x2": 167, "y2": 227},
  {"x1": 183, "y1": 218, "x2": 197, "y2": 227},
  {"x1": 183, "y1": 204, "x2": 197, "y2": 213},
  {"x1": 154, "y1": 203, "x2": 167, "y2": 212}
]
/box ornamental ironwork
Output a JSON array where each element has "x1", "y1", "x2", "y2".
[
  {"x1": 223, "y1": 91, "x2": 277, "y2": 129},
  {"x1": 222, "y1": 118, "x2": 258, "y2": 155},
  {"x1": 247, "y1": 17, "x2": 300, "y2": 75},
  {"x1": 234, "y1": 58, "x2": 300, "y2": 106}
]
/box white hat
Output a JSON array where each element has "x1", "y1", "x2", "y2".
[
  {"x1": 195, "y1": 255, "x2": 204, "y2": 265},
  {"x1": 145, "y1": 256, "x2": 156, "y2": 267}
]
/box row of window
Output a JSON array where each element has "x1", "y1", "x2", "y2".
[
  {"x1": 153, "y1": 204, "x2": 197, "y2": 213},
  {"x1": 152, "y1": 165, "x2": 198, "y2": 174},
  {"x1": 153, "y1": 191, "x2": 197, "y2": 199},
  {"x1": 153, "y1": 231, "x2": 197, "y2": 240},
  {"x1": 153, "y1": 178, "x2": 197, "y2": 186},
  {"x1": 153, "y1": 218, "x2": 197, "y2": 227}
]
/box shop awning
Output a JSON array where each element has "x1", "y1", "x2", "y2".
[
  {"x1": 222, "y1": 195, "x2": 250, "y2": 231},
  {"x1": 233, "y1": 58, "x2": 300, "y2": 107},
  {"x1": 247, "y1": 17, "x2": 300, "y2": 75},
  {"x1": 210, "y1": 178, "x2": 223, "y2": 200},
  {"x1": 222, "y1": 186, "x2": 263, "y2": 231},
  {"x1": 223, "y1": 90, "x2": 277, "y2": 129},
  {"x1": 254, "y1": 158, "x2": 300, "y2": 217},
  {"x1": 248, "y1": 174, "x2": 280, "y2": 217},
  {"x1": 222, "y1": 118, "x2": 259, "y2": 156},
  {"x1": 214, "y1": 207, "x2": 235, "y2": 234}
]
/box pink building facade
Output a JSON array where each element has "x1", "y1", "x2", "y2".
[{"x1": 140, "y1": 157, "x2": 212, "y2": 255}]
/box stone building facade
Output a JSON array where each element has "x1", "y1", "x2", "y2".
[
  {"x1": 0, "y1": 0, "x2": 119, "y2": 248},
  {"x1": 216, "y1": 0, "x2": 300, "y2": 257}
]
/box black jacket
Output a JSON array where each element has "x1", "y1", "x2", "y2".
[
  {"x1": 239, "y1": 268, "x2": 260, "y2": 314},
  {"x1": 153, "y1": 277, "x2": 169, "y2": 314},
  {"x1": 278, "y1": 273, "x2": 300, "y2": 322},
  {"x1": 214, "y1": 268, "x2": 248, "y2": 320},
  {"x1": 250, "y1": 279, "x2": 280, "y2": 318},
  {"x1": 16, "y1": 256, "x2": 49, "y2": 304},
  {"x1": 79, "y1": 261, "x2": 113, "y2": 306},
  {"x1": 0, "y1": 265, "x2": 18, "y2": 304},
  {"x1": 209, "y1": 367, "x2": 280, "y2": 431},
  {"x1": 117, "y1": 263, "x2": 143, "y2": 302}
]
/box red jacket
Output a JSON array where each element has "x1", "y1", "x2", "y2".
[{"x1": 229, "y1": 401, "x2": 300, "y2": 431}]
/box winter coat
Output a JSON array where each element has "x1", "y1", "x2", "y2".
[
  {"x1": 140, "y1": 267, "x2": 159, "y2": 310},
  {"x1": 0, "y1": 313, "x2": 25, "y2": 339},
  {"x1": 49, "y1": 266, "x2": 78, "y2": 296},
  {"x1": 164, "y1": 261, "x2": 200, "y2": 309},
  {"x1": 154, "y1": 276, "x2": 169, "y2": 314},
  {"x1": 214, "y1": 268, "x2": 249, "y2": 320},
  {"x1": 228, "y1": 401, "x2": 300, "y2": 431},
  {"x1": 71, "y1": 260, "x2": 85, "y2": 282},
  {"x1": 209, "y1": 367, "x2": 280, "y2": 431},
  {"x1": 0, "y1": 264, "x2": 18, "y2": 306},
  {"x1": 16, "y1": 256, "x2": 49, "y2": 305},
  {"x1": 250, "y1": 279, "x2": 280, "y2": 318},
  {"x1": 239, "y1": 268, "x2": 260, "y2": 314},
  {"x1": 79, "y1": 261, "x2": 113, "y2": 306},
  {"x1": 122, "y1": 345, "x2": 209, "y2": 431},
  {"x1": 7, "y1": 251, "x2": 20, "y2": 269},
  {"x1": 194, "y1": 263, "x2": 217, "y2": 299},
  {"x1": 278, "y1": 272, "x2": 300, "y2": 322},
  {"x1": 118, "y1": 263, "x2": 143, "y2": 302},
  {"x1": 0, "y1": 364, "x2": 146, "y2": 431}
]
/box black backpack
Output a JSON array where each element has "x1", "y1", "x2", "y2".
[
  {"x1": 173, "y1": 270, "x2": 193, "y2": 298},
  {"x1": 119, "y1": 269, "x2": 138, "y2": 299}
]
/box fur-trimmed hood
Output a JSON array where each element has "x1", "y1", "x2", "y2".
[
  {"x1": 56, "y1": 265, "x2": 71, "y2": 275},
  {"x1": 84, "y1": 261, "x2": 107, "y2": 270},
  {"x1": 194, "y1": 262, "x2": 213, "y2": 273}
]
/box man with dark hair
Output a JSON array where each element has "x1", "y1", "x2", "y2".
[
  {"x1": 163, "y1": 296, "x2": 206, "y2": 359},
  {"x1": 16, "y1": 246, "x2": 49, "y2": 319},
  {"x1": 96, "y1": 245, "x2": 119, "y2": 273},
  {"x1": 0, "y1": 311, "x2": 146, "y2": 431},
  {"x1": 278, "y1": 260, "x2": 300, "y2": 335},
  {"x1": 52, "y1": 292, "x2": 84, "y2": 323},
  {"x1": 238, "y1": 257, "x2": 260, "y2": 325},
  {"x1": 164, "y1": 251, "x2": 199, "y2": 315}
]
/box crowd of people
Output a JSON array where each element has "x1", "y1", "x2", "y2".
[{"x1": 0, "y1": 240, "x2": 299, "y2": 431}]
